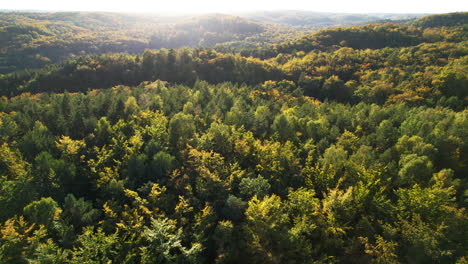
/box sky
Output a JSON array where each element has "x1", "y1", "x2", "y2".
[{"x1": 3, "y1": 0, "x2": 467, "y2": 14}]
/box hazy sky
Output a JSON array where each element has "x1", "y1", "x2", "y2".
[{"x1": 3, "y1": 0, "x2": 467, "y2": 14}]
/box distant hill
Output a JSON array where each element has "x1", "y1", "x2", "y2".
[
  {"x1": 254, "y1": 12, "x2": 468, "y2": 58},
  {"x1": 0, "y1": 12, "x2": 307, "y2": 73},
  {"x1": 0, "y1": 11, "x2": 464, "y2": 74},
  {"x1": 236, "y1": 10, "x2": 426, "y2": 28},
  {"x1": 411, "y1": 12, "x2": 468, "y2": 27},
  {"x1": 2, "y1": 12, "x2": 466, "y2": 101}
]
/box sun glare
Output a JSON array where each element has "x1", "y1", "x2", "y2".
[{"x1": 4, "y1": 0, "x2": 468, "y2": 13}]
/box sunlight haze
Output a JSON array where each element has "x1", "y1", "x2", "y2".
[{"x1": 3, "y1": 0, "x2": 467, "y2": 14}]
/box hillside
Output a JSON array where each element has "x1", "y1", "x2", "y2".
[
  {"x1": 2, "y1": 13, "x2": 466, "y2": 105},
  {"x1": 0, "y1": 12, "x2": 308, "y2": 74},
  {"x1": 0, "y1": 12, "x2": 467, "y2": 264},
  {"x1": 411, "y1": 12, "x2": 468, "y2": 28},
  {"x1": 0, "y1": 11, "x2": 430, "y2": 74}
]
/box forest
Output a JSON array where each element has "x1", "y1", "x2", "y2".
[
  {"x1": 0, "y1": 11, "x2": 467, "y2": 263},
  {"x1": 0, "y1": 11, "x2": 424, "y2": 74}
]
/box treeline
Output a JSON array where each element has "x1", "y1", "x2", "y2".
[
  {"x1": 2, "y1": 30, "x2": 467, "y2": 107},
  {"x1": 0, "y1": 80, "x2": 467, "y2": 263},
  {"x1": 0, "y1": 48, "x2": 283, "y2": 96}
]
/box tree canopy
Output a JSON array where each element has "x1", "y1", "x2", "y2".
[{"x1": 0, "y1": 11, "x2": 467, "y2": 264}]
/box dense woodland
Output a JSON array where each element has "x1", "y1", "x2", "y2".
[
  {"x1": 0, "y1": 12, "x2": 310, "y2": 74},
  {"x1": 0, "y1": 11, "x2": 424, "y2": 74},
  {"x1": 0, "y1": 11, "x2": 467, "y2": 263}
]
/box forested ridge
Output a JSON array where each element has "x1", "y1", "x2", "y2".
[
  {"x1": 0, "y1": 11, "x2": 425, "y2": 74},
  {"x1": 0, "y1": 12, "x2": 467, "y2": 263},
  {"x1": 0, "y1": 12, "x2": 311, "y2": 74}
]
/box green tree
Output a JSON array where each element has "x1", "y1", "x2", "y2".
[
  {"x1": 169, "y1": 113, "x2": 196, "y2": 150},
  {"x1": 239, "y1": 175, "x2": 271, "y2": 199},
  {"x1": 244, "y1": 195, "x2": 289, "y2": 263},
  {"x1": 23, "y1": 197, "x2": 60, "y2": 230},
  {"x1": 141, "y1": 218, "x2": 202, "y2": 264}
]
